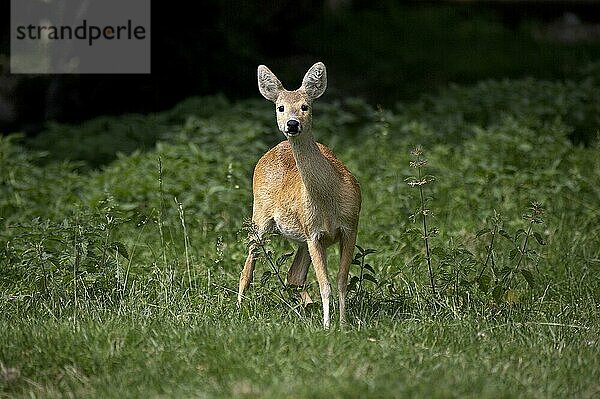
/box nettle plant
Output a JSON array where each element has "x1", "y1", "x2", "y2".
[
  {"x1": 405, "y1": 146, "x2": 547, "y2": 306},
  {"x1": 476, "y1": 202, "x2": 546, "y2": 303},
  {"x1": 243, "y1": 220, "x2": 304, "y2": 314},
  {"x1": 405, "y1": 146, "x2": 438, "y2": 296}
]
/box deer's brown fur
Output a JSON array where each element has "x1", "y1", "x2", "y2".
[{"x1": 237, "y1": 62, "x2": 361, "y2": 329}]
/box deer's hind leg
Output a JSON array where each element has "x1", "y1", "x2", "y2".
[
  {"x1": 287, "y1": 242, "x2": 314, "y2": 305},
  {"x1": 338, "y1": 230, "x2": 357, "y2": 325}
]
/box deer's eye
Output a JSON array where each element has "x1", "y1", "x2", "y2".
[
  {"x1": 278, "y1": 105, "x2": 284, "y2": 112},
  {"x1": 301, "y1": 104, "x2": 309, "y2": 112}
]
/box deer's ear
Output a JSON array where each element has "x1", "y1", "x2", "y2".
[
  {"x1": 301, "y1": 62, "x2": 327, "y2": 100},
  {"x1": 258, "y1": 65, "x2": 283, "y2": 102}
]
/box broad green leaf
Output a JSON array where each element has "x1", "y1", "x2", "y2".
[
  {"x1": 509, "y1": 248, "x2": 519, "y2": 260},
  {"x1": 499, "y1": 229, "x2": 512, "y2": 241},
  {"x1": 532, "y1": 232, "x2": 546, "y2": 245},
  {"x1": 260, "y1": 271, "x2": 272, "y2": 286},
  {"x1": 109, "y1": 241, "x2": 130, "y2": 260},
  {"x1": 276, "y1": 251, "x2": 294, "y2": 268},
  {"x1": 476, "y1": 228, "x2": 490, "y2": 238},
  {"x1": 492, "y1": 285, "x2": 505, "y2": 303},
  {"x1": 363, "y1": 264, "x2": 376, "y2": 274},
  {"x1": 478, "y1": 274, "x2": 491, "y2": 292},
  {"x1": 521, "y1": 269, "x2": 535, "y2": 288}
]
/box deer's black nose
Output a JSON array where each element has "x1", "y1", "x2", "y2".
[{"x1": 286, "y1": 119, "x2": 300, "y2": 133}]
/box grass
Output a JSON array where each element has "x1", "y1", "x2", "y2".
[
  {"x1": 1, "y1": 70, "x2": 600, "y2": 397},
  {"x1": 2, "y1": 315, "x2": 597, "y2": 398}
]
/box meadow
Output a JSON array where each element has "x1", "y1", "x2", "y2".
[{"x1": 1, "y1": 69, "x2": 599, "y2": 397}]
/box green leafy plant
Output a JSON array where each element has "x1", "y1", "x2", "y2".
[
  {"x1": 242, "y1": 221, "x2": 301, "y2": 314},
  {"x1": 474, "y1": 202, "x2": 546, "y2": 304},
  {"x1": 348, "y1": 245, "x2": 378, "y2": 297},
  {"x1": 406, "y1": 146, "x2": 437, "y2": 295},
  {"x1": 476, "y1": 210, "x2": 503, "y2": 290},
  {"x1": 498, "y1": 202, "x2": 545, "y2": 300},
  {"x1": 244, "y1": 221, "x2": 287, "y2": 290}
]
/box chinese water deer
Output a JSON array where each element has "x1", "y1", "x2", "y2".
[{"x1": 237, "y1": 62, "x2": 361, "y2": 329}]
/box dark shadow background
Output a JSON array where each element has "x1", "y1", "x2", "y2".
[{"x1": 1, "y1": 0, "x2": 600, "y2": 135}]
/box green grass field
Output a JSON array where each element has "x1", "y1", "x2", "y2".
[{"x1": 1, "y1": 71, "x2": 599, "y2": 397}]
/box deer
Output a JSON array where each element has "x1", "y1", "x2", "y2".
[{"x1": 237, "y1": 62, "x2": 361, "y2": 329}]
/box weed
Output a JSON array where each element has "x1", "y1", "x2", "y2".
[
  {"x1": 406, "y1": 146, "x2": 437, "y2": 295},
  {"x1": 498, "y1": 201, "x2": 546, "y2": 299},
  {"x1": 348, "y1": 245, "x2": 378, "y2": 298},
  {"x1": 476, "y1": 210, "x2": 503, "y2": 286},
  {"x1": 242, "y1": 221, "x2": 302, "y2": 315}
]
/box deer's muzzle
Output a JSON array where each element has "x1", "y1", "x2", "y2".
[{"x1": 285, "y1": 119, "x2": 301, "y2": 135}]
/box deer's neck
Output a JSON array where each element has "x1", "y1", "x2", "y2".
[{"x1": 289, "y1": 132, "x2": 337, "y2": 200}]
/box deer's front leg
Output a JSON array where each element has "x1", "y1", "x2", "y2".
[
  {"x1": 307, "y1": 238, "x2": 331, "y2": 329},
  {"x1": 237, "y1": 244, "x2": 256, "y2": 307},
  {"x1": 238, "y1": 211, "x2": 272, "y2": 306}
]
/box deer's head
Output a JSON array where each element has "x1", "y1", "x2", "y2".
[{"x1": 258, "y1": 62, "x2": 327, "y2": 138}]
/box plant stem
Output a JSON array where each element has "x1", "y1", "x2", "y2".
[
  {"x1": 358, "y1": 254, "x2": 364, "y2": 297},
  {"x1": 477, "y1": 226, "x2": 497, "y2": 281},
  {"x1": 514, "y1": 224, "x2": 532, "y2": 275},
  {"x1": 251, "y1": 230, "x2": 286, "y2": 289},
  {"x1": 506, "y1": 222, "x2": 533, "y2": 287},
  {"x1": 418, "y1": 166, "x2": 437, "y2": 296}
]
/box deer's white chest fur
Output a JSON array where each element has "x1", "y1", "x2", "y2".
[{"x1": 271, "y1": 182, "x2": 343, "y2": 243}]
